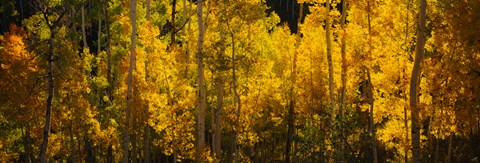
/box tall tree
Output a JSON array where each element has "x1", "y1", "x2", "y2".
[
  {"x1": 38, "y1": 3, "x2": 67, "y2": 162},
  {"x1": 103, "y1": 1, "x2": 114, "y2": 161},
  {"x1": 366, "y1": 1, "x2": 377, "y2": 162},
  {"x1": 366, "y1": 68, "x2": 377, "y2": 163},
  {"x1": 143, "y1": 0, "x2": 151, "y2": 162},
  {"x1": 339, "y1": 0, "x2": 347, "y2": 158},
  {"x1": 325, "y1": 0, "x2": 336, "y2": 127},
  {"x1": 81, "y1": 1, "x2": 88, "y2": 49},
  {"x1": 285, "y1": 2, "x2": 303, "y2": 163},
  {"x1": 124, "y1": 0, "x2": 137, "y2": 162},
  {"x1": 196, "y1": 0, "x2": 207, "y2": 161},
  {"x1": 404, "y1": 0, "x2": 411, "y2": 161},
  {"x1": 213, "y1": 0, "x2": 226, "y2": 159},
  {"x1": 410, "y1": 0, "x2": 427, "y2": 162},
  {"x1": 232, "y1": 31, "x2": 241, "y2": 163},
  {"x1": 325, "y1": 0, "x2": 337, "y2": 160}
]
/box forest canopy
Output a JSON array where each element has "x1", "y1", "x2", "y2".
[{"x1": 0, "y1": 0, "x2": 479, "y2": 162}]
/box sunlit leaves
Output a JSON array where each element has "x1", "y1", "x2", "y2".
[{"x1": 0, "y1": 0, "x2": 479, "y2": 161}]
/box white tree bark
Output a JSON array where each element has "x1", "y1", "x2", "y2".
[{"x1": 410, "y1": 0, "x2": 427, "y2": 162}]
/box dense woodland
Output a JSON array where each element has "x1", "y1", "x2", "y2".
[{"x1": 0, "y1": 0, "x2": 479, "y2": 162}]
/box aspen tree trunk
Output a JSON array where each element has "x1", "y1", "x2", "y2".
[
  {"x1": 285, "y1": 3, "x2": 303, "y2": 163},
  {"x1": 132, "y1": 117, "x2": 137, "y2": 163},
  {"x1": 124, "y1": 0, "x2": 137, "y2": 162},
  {"x1": 446, "y1": 133, "x2": 453, "y2": 163},
  {"x1": 85, "y1": 137, "x2": 95, "y2": 162},
  {"x1": 366, "y1": 2, "x2": 377, "y2": 162},
  {"x1": 143, "y1": 0, "x2": 151, "y2": 162},
  {"x1": 434, "y1": 138, "x2": 439, "y2": 162},
  {"x1": 104, "y1": 1, "x2": 114, "y2": 161},
  {"x1": 107, "y1": 145, "x2": 113, "y2": 163},
  {"x1": 325, "y1": 0, "x2": 336, "y2": 130},
  {"x1": 40, "y1": 27, "x2": 55, "y2": 163},
  {"x1": 339, "y1": 0, "x2": 347, "y2": 115},
  {"x1": 171, "y1": 0, "x2": 177, "y2": 46},
  {"x1": 367, "y1": 69, "x2": 378, "y2": 163},
  {"x1": 39, "y1": 8, "x2": 65, "y2": 160},
  {"x1": 232, "y1": 33, "x2": 241, "y2": 163},
  {"x1": 196, "y1": 0, "x2": 206, "y2": 161},
  {"x1": 404, "y1": 105, "x2": 409, "y2": 161},
  {"x1": 182, "y1": 0, "x2": 187, "y2": 41},
  {"x1": 410, "y1": 0, "x2": 426, "y2": 162},
  {"x1": 70, "y1": 7, "x2": 77, "y2": 34},
  {"x1": 213, "y1": 0, "x2": 226, "y2": 159},
  {"x1": 404, "y1": 0, "x2": 411, "y2": 161},
  {"x1": 82, "y1": 3, "x2": 88, "y2": 49},
  {"x1": 339, "y1": 0, "x2": 347, "y2": 158},
  {"x1": 143, "y1": 63, "x2": 151, "y2": 163},
  {"x1": 184, "y1": 0, "x2": 193, "y2": 78},
  {"x1": 104, "y1": 0, "x2": 113, "y2": 103},
  {"x1": 325, "y1": 0, "x2": 337, "y2": 160},
  {"x1": 142, "y1": 34, "x2": 150, "y2": 163},
  {"x1": 97, "y1": 10, "x2": 102, "y2": 55},
  {"x1": 23, "y1": 126, "x2": 32, "y2": 163}
]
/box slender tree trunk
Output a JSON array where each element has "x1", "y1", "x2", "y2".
[
  {"x1": 97, "y1": 11, "x2": 102, "y2": 55},
  {"x1": 132, "y1": 117, "x2": 137, "y2": 163},
  {"x1": 104, "y1": 0, "x2": 113, "y2": 102},
  {"x1": 284, "y1": 36, "x2": 294, "y2": 162},
  {"x1": 410, "y1": 0, "x2": 426, "y2": 162},
  {"x1": 196, "y1": 0, "x2": 206, "y2": 161},
  {"x1": 172, "y1": 118, "x2": 178, "y2": 163},
  {"x1": 272, "y1": 139, "x2": 275, "y2": 161},
  {"x1": 366, "y1": 2, "x2": 377, "y2": 162},
  {"x1": 213, "y1": 0, "x2": 226, "y2": 158},
  {"x1": 40, "y1": 23, "x2": 56, "y2": 163},
  {"x1": 143, "y1": 84, "x2": 151, "y2": 162},
  {"x1": 325, "y1": 0, "x2": 336, "y2": 133},
  {"x1": 23, "y1": 125, "x2": 32, "y2": 163},
  {"x1": 124, "y1": 0, "x2": 137, "y2": 162},
  {"x1": 107, "y1": 145, "x2": 113, "y2": 163},
  {"x1": 339, "y1": 0, "x2": 347, "y2": 114},
  {"x1": 325, "y1": 0, "x2": 337, "y2": 160},
  {"x1": 366, "y1": 69, "x2": 378, "y2": 163},
  {"x1": 210, "y1": 84, "x2": 215, "y2": 156},
  {"x1": 285, "y1": 3, "x2": 303, "y2": 163},
  {"x1": 82, "y1": 3, "x2": 88, "y2": 49},
  {"x1": 182, "y1": 0, "x2": 187, "y2": 38},
  {"x1": 404, "y1": 0, "x2": 411, "y2": 161},
  {"x1": 339, "y1": 0, "x2": 347, "y2": 158},
  {"x1": 184, "y1": 0, "x2": 193, "y2": 78},
  {"x1": 85, "y1": 136, "x2": 94, "y2": 162},
  {"x1": 446, "y1": 133, "x2": 453, "y2": 163},
  {"x1": 104, "y1": 2, "x2": 114, "y2": 162},
  {"x1": 427, "y1": 116, "x2": 434, "y2": 162},
  {"x1": 171, "y1": 0, "x2": 177, "y2": 46},
  {"x1": 212, "y1": 40, "x2": 224, "y2": 157},
  {"x1": 232, "y1": 33, "x2": 241, "y2": 163},
  {"x1": 404, "y1": 105, "x2": 409, "y2": 161},
  {"x1": 434, "y1": 138, "x2": 439, "y2": 162},
  {"x1": 143, "y1": 0, "x2": 151, "y2": 162}
]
